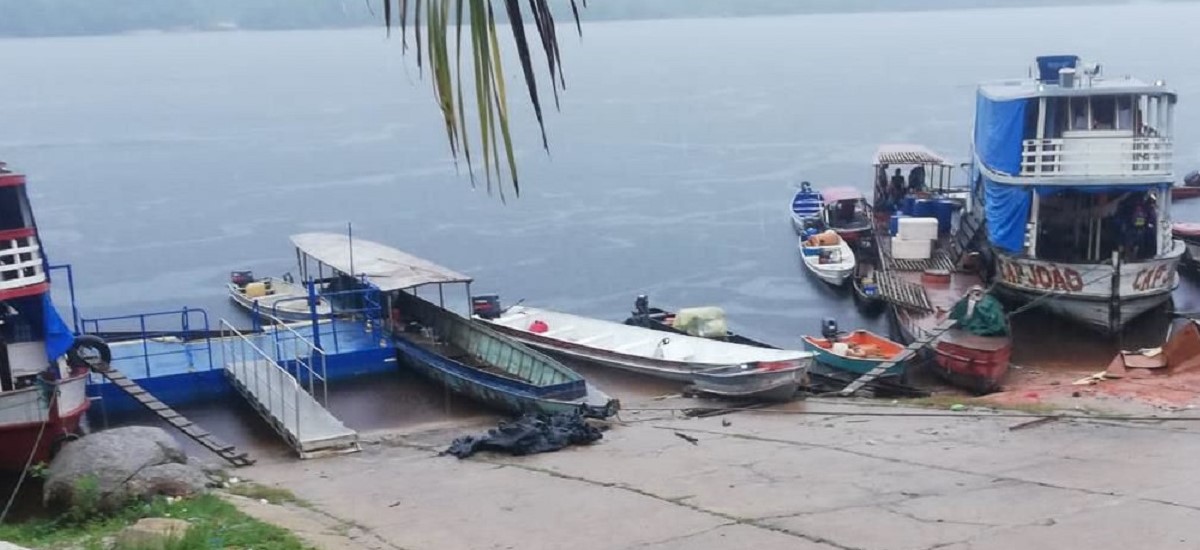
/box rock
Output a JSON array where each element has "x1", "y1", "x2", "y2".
[
  {"x1": 115, "y1": 518, "x2": 192, "y2": 550},
  {"x1": 127, "y1": 463, "x2": 212, "y2": 498},
  {"x1": 43, "y1": 426, "x2": 211, "y2": 512},
  {"x1": 0, "y1": 542, "x2": 34, "y2": 550}
]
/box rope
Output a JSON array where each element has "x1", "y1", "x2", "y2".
[{"x1": 0, "y1": 387, "x2": 57, "y2": 524}]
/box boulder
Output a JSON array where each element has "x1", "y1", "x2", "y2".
[
  {"x1": 0, "y1": 542, "x2": 34, "y2": 550},
  {"x1": 44, "y1": 426, "x2": 216, "y2": 512},
  {"x1": 115, "y1": 518, "x2": 192, "y2": 550}
]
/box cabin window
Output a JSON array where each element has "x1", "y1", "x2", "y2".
[
  {"x1": 1069, "y1": 97, "x2": 1089, "y2": 131},
  {"x1": 1034, "y1": 190, "x2": 1157, "y2": 263},
  {"x1": 1091, "y1": 96, "x2": 1116, "y2": 130},
  {"x1": 0, "y1": 187, "x2": 34, "y2": 232},
  {"x1": 1115, "y1": 96, "x2": 1133, "y2": 130}
]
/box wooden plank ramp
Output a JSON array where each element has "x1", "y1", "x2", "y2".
[
  {"x1": 94, "y1": 367, "x2": 255, "y2": 467},
  {"x1": 874, "y1": 272, "x2": 933, "y2": 312},
  {"x1": 839, "y1": 317, "x2": 959, "y2": 397}
]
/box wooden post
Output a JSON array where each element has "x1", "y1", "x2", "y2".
[{"x1": 1110, "y1": 251, "x2": 1121, "y2": 339}]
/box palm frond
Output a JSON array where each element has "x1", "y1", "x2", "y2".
[{"x1": 381, "y1": 0, "x2": 582, "y2": 197}]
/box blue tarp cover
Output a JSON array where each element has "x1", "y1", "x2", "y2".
[
  {"x1": 42, "y1": 293, "x2": 74, "y2": 362},
  {"x1": 974, "y1": 94, "x2": 1027, "y2": 176},
  {"x1": 985, "y1": 179, "x2": 1031, "y2": 253}
]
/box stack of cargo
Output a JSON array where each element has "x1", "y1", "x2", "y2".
[{"x1": 892, "y1": 217, "x2": 938, "y2": 260}]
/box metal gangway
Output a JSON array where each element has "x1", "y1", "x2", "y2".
[{"x1": 220, "y1": 318, "x2": 360, "y2": 459}]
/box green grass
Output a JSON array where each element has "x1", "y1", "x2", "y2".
[
  {"x1": 225, "y1": 482, "x2": 309, "y2": 508},
  {"x1": 0, "y1": 494, "x2": 310, "y2": 550},
  {"x1": 902, "y1": 395, "x2": 1062, "y2": 415}
]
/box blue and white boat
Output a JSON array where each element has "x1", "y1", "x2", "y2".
[
  {"x1": 972, "y1": 56, "x2": 1183, "y2": 334},
  {"x1": 790, "y1": 182, "x2": 825, "y2": 233}
]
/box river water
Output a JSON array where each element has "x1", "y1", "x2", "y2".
[{"x1": 3, "y1": 4, "x2": 1200, "y2": 465}]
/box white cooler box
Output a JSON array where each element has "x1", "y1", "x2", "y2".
[
  {"x1": 891, "y1": 238, "x2": 932, "y2": 260},
  {"x1": 897, "y1": 217, "x2": 939, "y2": 241}
]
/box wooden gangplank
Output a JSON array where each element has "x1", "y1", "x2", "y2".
[
  {"x1": 839, "y1": 317, "x2": 958, "y2": 397},
  {"x1": 95, "y1": 367, "x2": 255, "y2": 467}
]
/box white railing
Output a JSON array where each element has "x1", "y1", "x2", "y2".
[
  {"x1": 0, "y1": 235, "x2": 46, "y2": 291},
  {"x1": 261, "y1": 314, "x2": 329, "y2": 406},
  {"x1": 220, "y1": 320, "x2": 308, "y2": 448},
  {"x1": 1021, "y1": 136, "x2": 1173, "y2": 178}
]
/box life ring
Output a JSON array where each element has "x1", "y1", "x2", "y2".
[{"x1": 68, "y1": 334, "x2": 112, "y2": 372}]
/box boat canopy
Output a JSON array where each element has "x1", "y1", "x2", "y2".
[
  {"x1": 873, "y1": 144, "x2": 948, "y2": 167},
  {"x1": 822, "y1": 187, "x2": 865, "y2": 203},
  {"x1": 290, "y1": 232, "x2": 472, "y2": 291}
]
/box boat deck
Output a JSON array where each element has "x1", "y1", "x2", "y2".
[{"x1": 398, "y1": 329, "x2": 534, "y2": 384}]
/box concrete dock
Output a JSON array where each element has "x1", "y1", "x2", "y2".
[{"x1": 240, "y1": 397, "x2": 1200, "y2": 550}]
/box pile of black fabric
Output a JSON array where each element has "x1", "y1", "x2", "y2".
[{"x1": 443, "y1": 410, "x2": 604, "y2": 459}]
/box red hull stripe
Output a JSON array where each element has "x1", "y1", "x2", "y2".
[
  {"x1": 0, "y1": 227, "x2": 36, "y2": 241},
  {"x1": 0, "y1": 174, "x2": 25, "y2": 188},
  {"x1": 0, "y1": 282, "x2": 50, "y2": 302}
]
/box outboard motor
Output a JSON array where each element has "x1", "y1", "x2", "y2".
[
  {"x1": 634, "y1": 294, "x2": 650, "y2": 316},
  {"x1": 472, "y1": 294, "x2": 502, "y2": 319},
  {"x1": 230, "y1": 271, "x2": 254, "y2": 288},
  {"x1": 821, "y1": 318, "x2": 840, "y2": 341}
]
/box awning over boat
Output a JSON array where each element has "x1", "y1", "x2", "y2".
[
  {"x1": 822, "y1": 187, "x2": 865, "y2": 203},
  {"x1": 873, "y1": 144, "x2": 949, "y2": 167},
  {"x1": 290, "y1": 232, "x2": 473, "y2": 291},
  {"x1": 973, "y1": 93, "x2": 1029, "y2": 176}
]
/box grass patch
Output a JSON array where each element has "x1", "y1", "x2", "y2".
[
  {"x1": 0, "y1": 494, "x2": 310, "y2": 550},
  {"x1": 226, "y1": 482, "x2": 308, "y2": 508},
  {"x1": 902, "y1": 395, "x2": 1062, "y2": 415}
]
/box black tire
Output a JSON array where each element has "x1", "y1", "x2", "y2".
[{"x1": 68, "y1": 335, "x2": 111, "y2": 372}]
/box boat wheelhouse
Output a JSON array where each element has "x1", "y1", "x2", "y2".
[
  {"x1": 0, "y1": 161, "x2": 90, "y2": 471},
  {"x1": 972, "y1": 56, "x2": 1182, "y2": 334}
]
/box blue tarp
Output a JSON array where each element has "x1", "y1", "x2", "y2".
[
  {"x1": 984, "y1": 179, "x2": 1031, "y2": 253},
  {"x1": 42, "y1": 293, "x2": 74, "y2": 363},
  {"x1": 974, "y1": 94, "x2": 1028, "y2": 176}
]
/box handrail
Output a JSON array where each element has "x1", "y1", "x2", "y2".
[
  {"x1": 80, "y1": 308, "x2": 214, "y2": 379},
  {"x1": 1020, "y1": 136, "x2": 1173, "y2": 177},
  {"x1": 257, "y1": 311, "x2": 329, "y2": 406},
  {"x1": 220, "y1": 320, "x2": 304, "y2": 446}
]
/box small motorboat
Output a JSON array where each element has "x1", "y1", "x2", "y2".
[
  {"x1": 790, "y1": 182, "x2": 824, "y2": 234},
  {"x1": 477, "y1": 302, "x2": 812, "y2": 401},
  {"x1": 851, "y1": 260, "x2": 886, "y2": 317},
  {"x1": 802, "y1": 321, "x2": 908, "y2": 378},
  {"x1": 623, "y1": 296, "x2": 927, "y2": 397},
  {"x1": 799, "y1": 230, "x2": 856, "y2": 286},
  {"x1": 821, "y1": 187, "x2": 873, "y2": 245},
  {"x1": 227, "y1": 271, "x2": 333, "y2": 322}
]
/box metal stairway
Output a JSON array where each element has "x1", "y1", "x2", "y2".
[
  {"x1": 220, "y1": 320, "x2": 359, "y2": 459},
  {"x1": 94, "y1": 367, "x2": 255, "y2": 467}
]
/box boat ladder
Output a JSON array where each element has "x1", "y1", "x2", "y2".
[
  {"x1": 219, "y1": 320, "x2": 359, "y2": 459},
  {"x1": 839, "y1": 318, "x2": 959, "y2": 397},
  {"x1": 948, "y1": 209, "x2": 985, "y2": 265},
  {"x1": 93, "y1": 367, "x2": 255, "y2": 467}
]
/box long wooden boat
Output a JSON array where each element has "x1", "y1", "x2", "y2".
[
  {"x1": 852, "y1": 250, "x2": 886, "y2": 316},
  {"x1": 802, "y1": 330, "x2": 907, "y2": 377},
  {"x1": 394, "y1": 293, "x2": 618, "y2": 418},
  {"x1": 872, "y1": 145, "x2": 1013, "y2": 394},
  {"x1": 800, "y1": 231, "x2": 856, "y2": 286},
  {"x1": 478, "y1": 306, "x2": 811, "y2": 401},
  {"x1": 622, "y1": 297, "x2": 927, "y2": 397}
]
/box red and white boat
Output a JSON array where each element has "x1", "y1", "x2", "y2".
[
  {"x1": 820, "y1": 187, "x2": 873, "y2": 245},
  {"x1": 0, "y1": 161, "x2": 90, "y2": 471}
]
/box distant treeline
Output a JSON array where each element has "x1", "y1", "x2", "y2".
[{"x1": 0, "y1": 0, "x2": 1176, "y2": 38}]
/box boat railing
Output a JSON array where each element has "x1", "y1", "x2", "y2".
[
  {"x1": 0, "y1": 231, "x2": 47, "y2": 293},
  {"x1": 1020, "y1": 136, "x2": 1173, "y2": 177},
  {"x1": 80, "y1": 307, "x2": 215, "y2": 380},
  {"x1": 219, "y1": 320, "x2": 306, "y2": 445}
]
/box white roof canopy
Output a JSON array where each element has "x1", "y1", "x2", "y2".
[
  {"x1": 290, "y1": 232, "x2": 472, "y2": 291},
  {"x1": 873, "y1": 144, "x2": 949, "y2": 167}
]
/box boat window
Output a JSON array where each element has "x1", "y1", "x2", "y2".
[
  {"x1": 1046, "y1": 97, "x2": 1068, "y2": 138},
  {"x1": 1069, "y1": 97, "x2": 1089, "y2": 131},
  {"x1": 1034, "y1": 190, "x2": 1157, "y2": 263},
  {"x1": 1091, "y1": 96, "x2": 1116, "y2": 130},
  {"x1": 1115, "y1": 96, "x2": 1133, "y2": 130},
  {"x1": 0, "y1": 186, "x2": 34, "y2": 232}
]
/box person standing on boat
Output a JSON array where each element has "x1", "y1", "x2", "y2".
[
  {"x1": 908, "y1": 165, "x2": 926, "y2": 193},
  {"x1": 1123, "y1": 195, "x2": 1152, "y2": 260},
  {"x1": 877, "y1": 165, "x2": 891, "y2": 209},
  {"x1": 890, "y1": 168, "x2": 906, "y2": 206}
]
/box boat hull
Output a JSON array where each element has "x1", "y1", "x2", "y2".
[
  {"x1": 931, "y1": 330, "x2": 1012, "y2": 395},
  {"x1": 993, "y1": 247, "x2": 1182, "y2": 335},
  {"x1": 800, "y1": 240, "x2": 856, "y2": 287},
  {"x1": 690, "y1": 365, "x2": 802, "y2": 401},
  {"x1": 802, "y1": 344, "x2": 905, "y2": 377},
  {"x1": 227, "y1": 281, "x2": 333, "y2": 322},
  {"x1": 0, "y1": 373, "x2": 90, "y2": 471}
]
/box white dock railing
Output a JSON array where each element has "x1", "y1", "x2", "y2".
[
  {"x1": 219, "y1": 319, "x2": 357, "y2": 458},
  {"x1": 1021, "y1": 136, "x2": 1173, "y2": 177}
]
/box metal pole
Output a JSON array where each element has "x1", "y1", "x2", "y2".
[
  {"x1": 1111, "y1": 250, "x2": 1121, "y2": 340},
  {"x1": 347, "y1": 222, "x2": 355, "y2": 278},
  {"x1": 438, "y1": 284, "x2": 445, "y2": 309}
]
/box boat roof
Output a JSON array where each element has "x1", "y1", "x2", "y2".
[
  {"x1": 822, "y1": 187, "x2": 865, "y2": 203},
  {"x1": 290, "y1": 232, "x2": 473, "y2": 291},
  {"x1": 873, "y1": 144, "x2": 948, "y2": 167},
  {"x1": 979, "y1": 75, "x2": 1176, "y2": 102}
]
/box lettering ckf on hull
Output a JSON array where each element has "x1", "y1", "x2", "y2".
[{"x1": 997, "y1": 258, "x2": 1175, "y2": 296}]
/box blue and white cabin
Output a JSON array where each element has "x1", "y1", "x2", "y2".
[{"x1": 972, "y1": 56, "x2": 1182, "y2": 334}]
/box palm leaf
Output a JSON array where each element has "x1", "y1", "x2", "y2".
[{"x1": 382, "y1": 0, "x2": 584, "y2": 196}]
